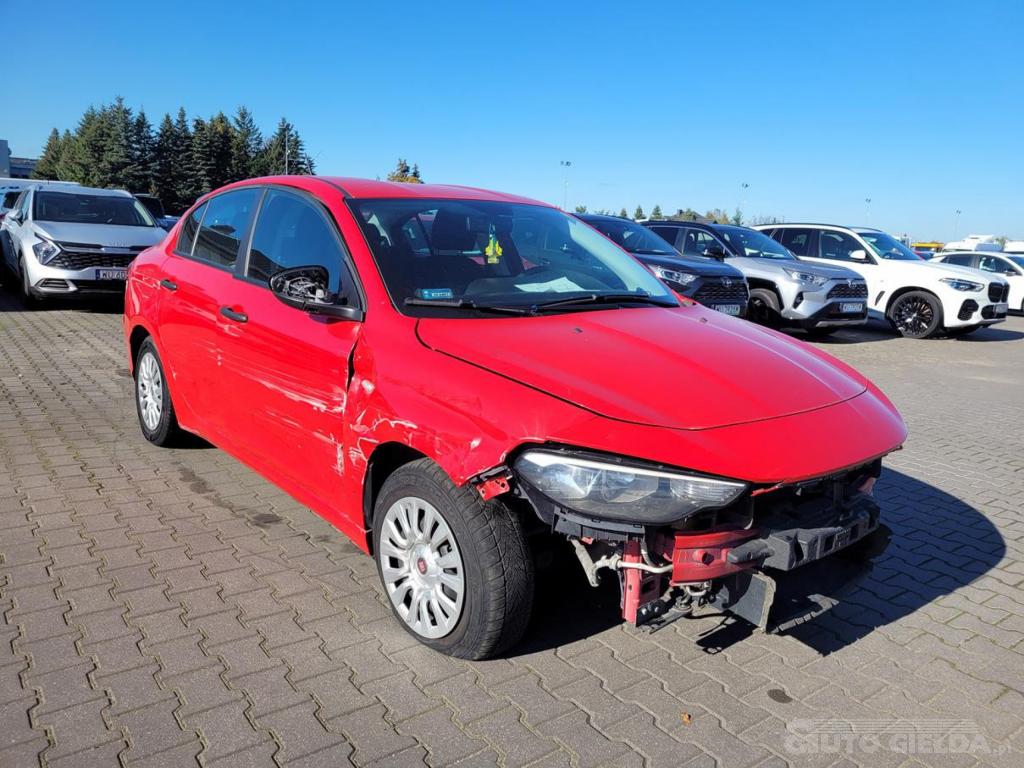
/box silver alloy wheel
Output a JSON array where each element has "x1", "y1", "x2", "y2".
[
  {"x1": 379, "y1": 496, "x2": 465, "y2": 639},
  {"x1": 137, "y1": 352, "x2": 163, "y2": 431}
]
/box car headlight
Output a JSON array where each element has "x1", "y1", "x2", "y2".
[
  {"x1": 514, "y1": 450, "x2": 747, "y2": 524},
  {"x1": 648, "y1": 265, "x2": 698, "y2": 286},
  {"x1": 32, "y1": 239, "x2": 62, "y2": 265},
  {"x1": 783, "y1": 268, "x2": 828, "y2": 286},
  {"x1": 939, "y1": 277, "x2": 983, "y2": 292}
]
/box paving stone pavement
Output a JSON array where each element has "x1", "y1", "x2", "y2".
[{"x1": 1, "y1": 287, "x2": 1022, "y2": 768}]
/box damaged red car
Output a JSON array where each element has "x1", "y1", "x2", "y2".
[{"x1": 123, "y1": 176, "x2": 907, "y2": 659}]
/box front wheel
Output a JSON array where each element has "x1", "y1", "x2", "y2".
[
  {"x1": 747, "y1": 287, "x2": 782, "y2": 327},
  {"x1": 373, "y1": 459, "x2": 534, "y2": 659},
  {"x1": 889, "y1": 291, "x2": 942, "y2": 338}
]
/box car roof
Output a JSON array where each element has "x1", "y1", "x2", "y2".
[
  {"x1": 577, "y1": 213, "x2": 634, "y2": 223},
  {"x1": 757, "y1": 223, "x2": 880, "y2": 232},
  {"x1": 220, "y1": 176, "x2": 553, "y2": 207},
  {"x1": 32, "y1": 185, "x2": 134, "y2": 198}
]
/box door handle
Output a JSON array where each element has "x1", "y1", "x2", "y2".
[
  {"x1": 220, "y1": 306, "x2": 248, "y2": 323},
  {"x1": 159, "y1": 279, "x2": 177, "y2": 291}
]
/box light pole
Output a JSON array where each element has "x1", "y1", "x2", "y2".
[
  {"x1": 953, "y1": 209, "x2": 962, "y2": 240},
  {"x1": 739, "y1": 182, "x2": 749, "y2": 222},
  {"x1": 864, "y1": 197, "x2": 872, "y2": 221},
  {"x1": 560, "y1": 161, "x2": 572, "y2": 210}
]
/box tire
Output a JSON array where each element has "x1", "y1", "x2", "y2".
[
  {"x1": 372, "y1": 458, "x2": 534, "y2": 659},
  {"x1": 134, "y1": 338, "x2": 184, "y2": 446},
  {"x1": 747, "y1": 287, "x2": 781, "y2": 327},
  {"x1": 888, "y1": 291, "x2": 943, "y2": 339}
]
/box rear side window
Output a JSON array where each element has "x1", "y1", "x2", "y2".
[
  {"x1": 778, "y1": 228, "x2": 814, "y2": 257},
  {"x1": 247, "y1": 189, "x2": 353, "y2": 299},
  {"x1": 176, "y1": 202, "x2": 207, "y2": 256},
  {"x1": 193, "y1": 189, "x2": 261, "y2": 268},
  {"x1": 648, "y1": 226, "x2": 681, "y2": 248}
]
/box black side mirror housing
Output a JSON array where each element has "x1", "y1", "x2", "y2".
[{"x1": 269, "y1": 265, "x2": 363, "y2": 321}]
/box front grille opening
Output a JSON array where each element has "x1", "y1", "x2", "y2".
[
  {"x1": 988, "y1": 282, "x2": 1009, "y2": 303},
  {"x1": 38, "y1": 278, "x2": 72, "y2": 291},
  {"x1": 959, "y1": 300, "x2": 979, "y2": 321},
  {"x1": 694, "y1": 280, "x2": 749, "y2": 303},
  {"x1": 827, "y1": 283, "x2": 868, "y2": 299}
]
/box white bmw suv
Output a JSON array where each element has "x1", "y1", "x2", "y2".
[{"x1": 755, "y1": 224, "x2": 1010, "y2": 338}]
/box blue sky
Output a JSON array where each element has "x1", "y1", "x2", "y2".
[{"x1": 6, "y1": 0, "x2": 1022, "y2": 240}]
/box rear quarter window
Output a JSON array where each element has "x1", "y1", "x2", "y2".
[{"x1": 175, "y1": 202, "x2": 207, "y2": 257}]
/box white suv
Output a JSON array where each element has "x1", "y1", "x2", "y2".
[{"x1": 755, "y1": 224, "x2": 1010, "y2": 338}]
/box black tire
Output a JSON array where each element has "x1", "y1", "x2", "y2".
[
  {"x1": 134, "y1": 338, "x2": 184, "y2": 446},
  {"x1": 748, "y1": 287, "x2": 782, "y2": 327},
  {"x1": 888, "y1": 291, "x2": 943, "y2": 339},
  {"x1": 372, "y1": 458, "x2": 533, "y2": 659}
]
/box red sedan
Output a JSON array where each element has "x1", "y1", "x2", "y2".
[{"x1": 123, "y1": 176, "x2": 907, "y2": 659}]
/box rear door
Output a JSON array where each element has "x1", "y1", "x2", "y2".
[
  {"x1": 156, "y1": 188, "x2": 261, "y2": 436},
  {"x1": 214, "y1": 187, "x2": 364, "y2": 508}
]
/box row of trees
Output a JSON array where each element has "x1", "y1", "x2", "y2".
[
  {"x1": 572, "y1": 204, "x2": 754, "y2": 225},
  {"x1": 32, "y1": 98, "x2": 316, "y2": 214}
]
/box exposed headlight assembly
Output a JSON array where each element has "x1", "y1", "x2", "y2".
[
  {"x1": 514, "y1": 450, "x2": 747, "y2": 524},
  {"x1": 648, "y1": 265, "x2": 698, "y2": 286},
  {"x1": 783, "y1": 268, "x2": 828, "y2": 286},
  {"x1": 32, "y1": 238, "x2": 62, "y2": 265},
  {"x1": 939, "y1": 277, "x2": 983, "y2": 292}
]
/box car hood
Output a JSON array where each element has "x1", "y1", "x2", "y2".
[
  {"x1": 33, "y1": 221, "x2": 166, "y2": 248},
  {"x1": 733, "y1": 257, "x2": 860, "y2": 280},
  {"x1": 634, "y1": 253, "x2": 745, "y2": 278},
  {"x1": 912, "y1": 259, "x2": 1007, "y2": 283},
  {"x1": 416, "y1": 306, "x2": 867, "y2": 431}
]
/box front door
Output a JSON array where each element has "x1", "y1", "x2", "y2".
[{"x1": 213, "y1": 187, "x2": 363, "y2": 514}]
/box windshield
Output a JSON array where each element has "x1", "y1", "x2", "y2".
[
  {"x1": 1007, "y1": 255, "x2": 1024, "y2": 270},
  {"x1": 858, "y1": 231, "x2": 920, "y2": 261},
  {"x1": 713, "y1": 226, "x2": 795, "y2": 260},
  {"x1": 351, "y1": 199, "x2": 677, "y2": 316},
  {"x1": 33, "y1": 191, "x2": 157, "y2": 227},
  {"x1": 583, "y1": 217, "x2": 677, "y2": 255}
]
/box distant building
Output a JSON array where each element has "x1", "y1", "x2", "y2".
[{"x1": 0, "y1": 139, "x2": 38, "y2": 179}]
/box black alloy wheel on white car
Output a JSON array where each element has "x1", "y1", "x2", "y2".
[{"x1": 889, "y1": 291, "x2": 943, "y2": 339}]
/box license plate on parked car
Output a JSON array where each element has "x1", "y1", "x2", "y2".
[
  {"x1": 840, "y1": 302, "x2": 864, "y2": 313},
  {"x1": 715, "y1": 304, "x2": 742, "y2": 316},
  {"x1": 97, "y1": 268, "x2": 128, "y2": 280}
]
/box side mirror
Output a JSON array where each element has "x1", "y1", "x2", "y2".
[
  {"x1": 703, "y1": 244, "x2": 727, "y2": 260},
  {"x1": 6, "y1": 209, "x2": 23, "y2": 224},
  {"x1": 848, "y1": 249, "x2": 869, "y2": 262},
  {"x1": 269, "y1": 265, "x2": 363, "y2": 321}
]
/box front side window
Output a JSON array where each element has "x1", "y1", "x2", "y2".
[
  {"x1": 857, "y1": 231, "x2": 920, "y2": 261},
  {"x1": 33, "y1": 191, "x2": 157, "y2": 227},
  {"x1": 818, "y1": 230, "x2": 864, "y2": 261},
  {"x1": 777, "y1": 228, "x2": 813, "y2": 257},
  {"x1": 680, "y1": 229, "x2": 721, "y2": 257},
  {"x1": 350, "y1": 199, "x2": 676, "y2": 316},
  {"x1": 247, "y1": 189, "x2": 353, "y2": 299},
  {"x1": 585, "y1": 219, "x2": 676, "y2": 255},
  {"x1": 978, "y1": 255, "x2": 1012, "y2": 274},
  {"x1": 713, "y1": 226, "x2": 794, "y2": 260},
  {"x1": 193, "y1": 189, "x2": 261, "y2": 268}
]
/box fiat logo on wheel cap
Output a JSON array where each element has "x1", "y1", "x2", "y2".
[{"x1": 416, "y1": 558, "x2": 428, "y2": 575}]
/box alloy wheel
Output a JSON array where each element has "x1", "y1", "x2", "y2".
[
  {"x1": 137, "y1": 352, "x2": 164, "y2": 431},
  {"x1": 893, "y1": 296, "x2": 934, "y2": 337},
  {"x1": 379, "y1": 496, "x2": 465, "y2": 639}
]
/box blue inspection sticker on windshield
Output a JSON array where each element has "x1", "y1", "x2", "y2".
[{"x1": 416, "y1": 288, "x2": 454, "y2": 300}]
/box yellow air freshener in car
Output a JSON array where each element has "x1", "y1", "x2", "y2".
[{"x1": 484, "y1": 224, "x2": 503, "y2": 264}]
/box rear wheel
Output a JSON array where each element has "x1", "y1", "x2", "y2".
[
  {"x1": 373, "y1": 459, "x2": 533, "y2": 659},
  {"x1": 748, "y1": 287, "x2": 781, "y2": 327},
  {"x1": 135, "y1": 338, "x2": 184, "y2": 446},
  {"x1": 889, "y1": 291, "x2": 942, "y2": 338}
]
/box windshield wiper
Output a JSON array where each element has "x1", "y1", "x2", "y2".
[
  {"x1": 403, "y1": 297, "x2": 530, "y2": 315},
  {"x1": 530, "y1": 293, "x2": 678, "y2": 312}
]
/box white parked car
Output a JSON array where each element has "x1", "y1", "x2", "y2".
[
  {"x1": 754, "y1": 224, "x2": 1010, "y2": 338},
  {"x1": 932, "y1": 251, "x2": 1024, "y2": 314}
]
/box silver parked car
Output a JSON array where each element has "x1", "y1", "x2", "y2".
[
  {"x1": 0, "y1": 185, "x2": 166, "y2": 303},
  {"x1": 644, "y1": 221, "x2": 869, "y2": 334}
]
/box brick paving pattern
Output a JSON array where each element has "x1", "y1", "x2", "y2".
[{"x1": 1, "y1": 288, "x2": 1022, "y2": 767}]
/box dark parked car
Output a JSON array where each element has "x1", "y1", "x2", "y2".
[
  {"x1": 134, "y1": 194, "x2": 180, "y2": 231},
  {"x1": 578, "y1": 214, "x2": 749, "y2": 317}
]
